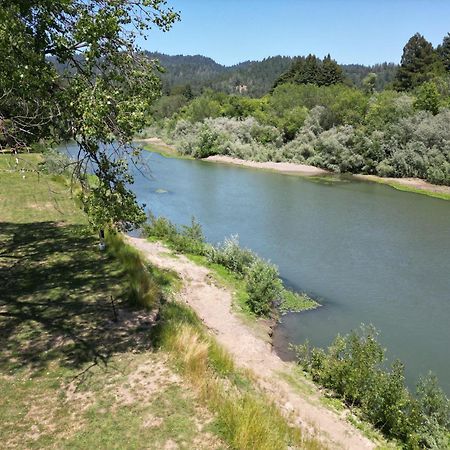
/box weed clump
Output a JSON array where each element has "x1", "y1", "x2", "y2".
[{"x1": 106, "y1": 230, "x2": 162, "y2": 308}]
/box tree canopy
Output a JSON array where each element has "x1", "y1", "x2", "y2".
[
  {"x1": 273, "y1": 54, "x2": 345, "y2": 89},
  {"x1": 437, "y1": 33, "x2": 450, "y2": 72},
  {"x1": 394, "y1": 33, "x2": 440, "y2": 91},
  {"x1": 0, "y1": 0, "x2": 179, "y2": 230}
]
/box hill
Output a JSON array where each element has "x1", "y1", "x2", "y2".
[{"x1": 145, "y1": 51, "x2": 398, "y2": 96}]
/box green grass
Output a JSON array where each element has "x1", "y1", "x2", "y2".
[
  {"x1": 0, "y1": 154, "x2": 226, "y2": 449},
  {"x1": 0, "y1": 153, "x2": 84, "y2": 223},
  {"x1": 279, "y1": 290, "x2": 319, "y2": 314},
  {"x1": 386, "y1": 181, "x2": 450, "y2": 200},
  {"x1": 185, "y1": 253, "x2": 254, "y2": 317},
  {"x1": 141, "y1": 143, "x2": 193, "y2": 160},
  {"x1": 1, "y1": 153, "x2": 320, "y2": 449},
  {"x1": 276, "y1": 367, "x2": 316, "y2": 397}
]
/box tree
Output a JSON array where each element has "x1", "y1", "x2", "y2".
[
  {"x1": 437, "y1": 33, "x2": 450, "y2": 72},
  {"x1": 362, "y1": 73, "x2": 377, "y2": 94},
  {"x1": 319, "y1": 54, "x2": 345, "y2": 86},
  {"x1": 273, "y1": 54, "x2": 345, "y2": 88},
  {"x1": 0, "y1": 1, "x2": 179, "y2": 230},
  {"x1": 394, "y1": 33, "x2": 438, "y2": 91}
]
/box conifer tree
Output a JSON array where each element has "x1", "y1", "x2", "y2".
[
  {"x1": 320, "y1": 54, "x2": 345, "y2": 86},
  {"x1": 437, "y1": 33, "x2": 450, "y2": 72},
  {"x1": 394, "y1": 33, "x2": 437, "y2": 90}
]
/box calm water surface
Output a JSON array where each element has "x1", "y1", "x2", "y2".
[{"x1": 125, "y1": 150, "x2": 449, "y2": 393}]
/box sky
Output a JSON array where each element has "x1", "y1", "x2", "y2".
[{"x1": 137, "y1": 0, "x2": 450, "y2": 66}]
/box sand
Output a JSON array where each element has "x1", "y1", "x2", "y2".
[{"x1": 204, "y1": 155, "x2": 329, "y2": 176}]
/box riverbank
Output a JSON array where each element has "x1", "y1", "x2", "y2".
[
  {"x1": 136, "y1": 137, "x2": 450, "y2": 200},
  {"x1": 128, "y1": 236, "x2": 381, "y2": 450},
  {"x1": 205, "y1": 155, "x2": 329, "y2": 176},
  {"x1": 1, "y1": 153, "x2": 323, "y2": 449}
]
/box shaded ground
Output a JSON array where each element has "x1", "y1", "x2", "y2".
[
  {"x1": 0, "y1": 221, "x2": 142, "y2": 374},
  {"x1": 0, "y1": 155, "x2": 227, "y2": 449}
]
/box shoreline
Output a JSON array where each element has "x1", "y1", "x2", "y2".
[
  {"x1": 205, "y1": 154, "x2": 329, "y2": 176},
  {"x1": 127, "y1": 236, "x2": 377, "y2": 449},
  {"x1": 136, "y1": 137, "x2": 450, "y2": 200}
]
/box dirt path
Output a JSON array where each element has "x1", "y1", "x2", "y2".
[{"x1": 127, "y1": 236, "x2": 376, "y2": 450}]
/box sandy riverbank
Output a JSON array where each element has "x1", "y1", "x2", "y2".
[
  {"x1": 205, "y1": 154, "x2": 329, "y2": 176},
  {"x1": 137, "y1": 137, "x2": 450, "y2": 198},
  {"x1": 127, "y1": 236, "x2": 376, "y2": 450}
]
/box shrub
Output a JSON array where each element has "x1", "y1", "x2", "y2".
[
  {"x1": 172, "y1": 217, "x2": 206, "y2": 255},
  {"x1": 40, "y1": 148, "x2": 71, "y2": 175},
  {"x1": 144, "y1": 213, "x2": 177, "y2": 239},
  {"x1": 293, "y1": 325, "x2": 450, "y2": 447},
  {"x1": 245, "y1": 259, "x2": 283, "y2": 316},
  {"x1": 145, "y1": 215, "x2": 317, "y2": 317},
  {"x1": 206, "y1": 235, "x2": 256, "y2": 275}
]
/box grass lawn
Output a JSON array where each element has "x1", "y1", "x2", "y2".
[{"x1": 0, "y1": 154, "x2": 226, "y2": 449}]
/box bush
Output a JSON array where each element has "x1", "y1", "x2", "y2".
[
  {"x1": 206, "y1": 235, "x2": 256, "y2": 275},
  {"x1": 245, "y1": 259, "x2": 283, "y2": 316},
  {"x1": 151, "y1": 88, "x2": 450, "y2": 186},
  {"x1": 144, "y1": 213, "x2": 177, "y2": 239},
  {"x1": 40, "y1": 148, "x2": 71, "y2": 175},
  {"x1": 172, "y1": 217, "x2": 206, "y2": 255},
  {"x1": 293, "y1": 325, "x2": 450, "y2": 447}
]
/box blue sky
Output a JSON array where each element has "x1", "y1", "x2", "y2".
[{"x1": 138, "y1": 0, "x2": 450, "y2": 66}]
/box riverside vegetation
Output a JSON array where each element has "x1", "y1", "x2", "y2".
[
  {"x1": 145, "y1": 213, "x2": 450, "y2": 449},
  {"x1": 0, "y1": 152, "x2": 325, "y2": 449},
  {"x1": 144, "y1": 33, "x2": 450, "y2": 187},
  {"x1": 143, "y1": 213, "x2": 318, "y2": 317},
  {"x1": 294, "y1": 327, "x2": 450, "y2": 449}
]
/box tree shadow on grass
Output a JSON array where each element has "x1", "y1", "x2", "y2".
[{"x1": 0, "y1": 221, "x2": 154, "y2": 378}]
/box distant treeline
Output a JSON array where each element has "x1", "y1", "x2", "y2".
[
  {"x1": 145, "y1": 33, "x2": 450, "y2": 186},
  {"x1": 145, "y1": 51, "x2": 398, "y2": 97}
]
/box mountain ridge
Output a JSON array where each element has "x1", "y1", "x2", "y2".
[{"x1": 144, "y1": 51, "x2": 398, "y2": 96}]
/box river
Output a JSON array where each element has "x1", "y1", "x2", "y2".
[{"x1": 69, "y1": 144, "x2": 450, "y2": 394}]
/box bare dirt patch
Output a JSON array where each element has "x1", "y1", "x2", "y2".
[{"x1": 355, "y1": 173, "x2": 450, "y2": 196}]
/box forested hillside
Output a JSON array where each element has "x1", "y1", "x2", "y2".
[
  {"x1": 146, "y1": 51, "x2": 398, "y2": 96},
  {"x1": 146, "y1": 33, "x2": 450, "y2": 186}
]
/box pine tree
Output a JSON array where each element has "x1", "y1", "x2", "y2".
[
  {"x1": 320, "y1": 54, "x2": 345, "y2": 86},
  {"x1": 273, "y1": 54, "x2": 345, "y2": 88},
  {"x1": 437, "y1": 33, "x2": 450, "y2": 72},
  {"x1": 394, "y1": 33, "x2": 437, "y2": 91}
]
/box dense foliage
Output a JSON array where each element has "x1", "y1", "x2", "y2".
[
  {"x1": 294, "y1": 326, "x2": 450, "y2": 448},
  {"x1": 145, "y1": 52, "x2": 398, "y2": 98},
  {"x1": 147, "y1": 32, "x2": 450, "y2": 186},
  {"x1": 0, "y1": 0, "x2": 179, "y2": 230},
  {"x1": 394, "y1": 33, "x2": 443, "y2": 91},
  {"x1": 273, "y1": 54, "x2": 344, "y2": 88},
  {"x1": 144, "y1": 214, "x2": 317, "y2": 316}
]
